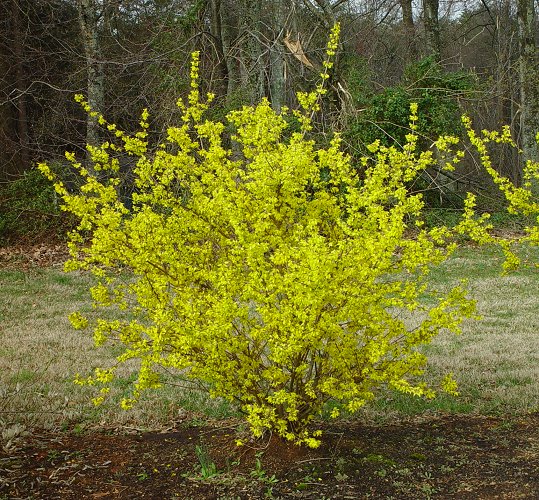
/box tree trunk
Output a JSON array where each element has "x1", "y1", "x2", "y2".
[
  {"x1": 0, "y1": 1, "x2": 13, "y2": 178},
  {"x1": 400, "y1": 0, "x2": 417, "y2": 62},
  {"x1": 220, "y1": 0, "x2": 241, "y2": 104},
  {"x1": 517, "y1": 0, "x2": 539, "y2": 168},
  {"x1": 77, "y1": 0, "x2": 105, "y2": 149},
  {"x1": 423, "y1": 0, "x2": 441, "y2": 62},
  {"x1": 11, "y1": 0, "x2": 29, "y2": 172},
  {"x1": 269, "y1": 0, "x2": 286, "y2": 112},
  {"x1": 241, "y1": 0, "x2": 264, "y2": 104},
  {"x1": 209, "y1": 0, "x2": 228, "y2": 100},
  {"x1": 494, "y1": 0, "x2": 520, "y2": 183},
  {"x1": 495, "y1": 1, "x2": 512, "y2": 127}
]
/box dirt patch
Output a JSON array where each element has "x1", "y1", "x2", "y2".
[{"x1": 2, "y1": 413, "x2": 539, "y2": 499}]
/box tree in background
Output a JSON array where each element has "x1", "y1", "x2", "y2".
[
  {"x1": 423, "y1": 0, "x2": 441, "y2": 62},
  {"x1": 77, "y1": 0, "x2": 107, "y2": 150},
  {"x1": 400, "y1": 0, "x2": 418, "y2": 62},
  {"x1": 0, "y1": 0, "x2": 82, "y2": 177},
  {"x1": 2, "y1": 0, "x2": 539, "y2": 207},
  {"x1": 517, "y1": 0, "x2": 539, "y2": 168}
]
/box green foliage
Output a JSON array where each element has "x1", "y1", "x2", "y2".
[
  {"x1": 346, "y1": 57, "x2": 476, "y2": 153},
  {"x1": 250, "y1": 452, "x2": 279, "y2": 486},
  {"x1": 422, "y1": 209, "x2": 463, "y2": 229},
  {"x1": 194, "y1": 443, "x2": 219, "y2": 479},
  {"x1": 0, "y1": 167, "x2": 71, "y2": 244},
  {"x1": 340, "y1": 52, "x2": 372, "y2": 108},
  {"x1": 40, "y1": 30, "x2": 487, "y2": 447}
]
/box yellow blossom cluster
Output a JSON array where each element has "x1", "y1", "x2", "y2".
[
  {"x1": 462, "y1": 116, "x2": 539, "y2": 251},
  {"x1": 39, "y1": 26, "x2": 489, "y2": 447}
]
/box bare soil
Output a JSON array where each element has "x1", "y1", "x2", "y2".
[{"x1": 2, "y1": 412, "x2": 539, "y2": 499}]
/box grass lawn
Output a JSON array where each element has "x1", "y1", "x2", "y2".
[
  {"x1": 1, "y1": 244, "x2": 539, "y2": 433},
  {"x1": 367, "y1": 243, "x2": 539, "y2": 420},
  {"x1": 0, "y1": 265, "x2": 233, "y2": 438}
]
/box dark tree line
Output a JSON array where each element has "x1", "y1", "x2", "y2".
[{"x1": 1, "y1": 0, "x2": 538, "y2": 191}]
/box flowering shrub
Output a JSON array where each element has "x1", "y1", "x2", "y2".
[
  {"x1": 463, "y1": 116, "x2": 539, "y2": 251},
  {"x1": 40, "y1": 27, "x2": 483, "y2": 447}
]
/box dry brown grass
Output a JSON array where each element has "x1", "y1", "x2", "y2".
[
  {"x1": 0, "y1": 269, "x2": 225, "y2": 444},
  {"x1": 1, "y1": 244, "x2": 538, "y2": 442},
  {"x1": 362, "y1": 245, "x2": 539, "y2": 420},
  {"x1": 426, "y1": 264, "x2": 539, "y2": 415}
]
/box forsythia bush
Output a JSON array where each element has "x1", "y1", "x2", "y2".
[
  {"x1": 40, "y1": 28, "x2": 484, "y2": 446},
  {"x1": 463, "y1": 117, "x2": 539, "y2": 250}
]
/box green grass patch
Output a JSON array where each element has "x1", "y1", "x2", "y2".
[
  {"x1": 1, "y1": 243, "x2": 539, "y2": 434},
  {"x1": 0, "y1": 266, "x2": 236, "y2": 433}
]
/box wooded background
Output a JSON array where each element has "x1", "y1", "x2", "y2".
[{"x1": 1, "y1": 0, "x2": 538, "y2": 204}]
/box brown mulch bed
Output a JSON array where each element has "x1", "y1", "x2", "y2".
[{"x1": 2, "y1": 413, "x2": 539, "y2": 499}]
